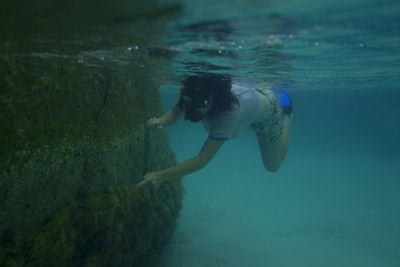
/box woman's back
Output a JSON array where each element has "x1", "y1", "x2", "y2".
[{"x1": 203, "y1": 83, "x2": 262, "y2": 140}]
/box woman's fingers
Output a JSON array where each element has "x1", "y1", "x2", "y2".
[
  {"x1": 146, "y1": 117, "x2": 161, "y2": 127},
  {"x1": 137, "y1": 177, "x2": 152, "y2": 187},
  {"x1": 137, "y1": 173, "x2": 160, "y2": 188}
]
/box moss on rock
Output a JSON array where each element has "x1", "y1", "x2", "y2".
[
  {"x1": 15, "y1": 182, "x2": 182, "y2": 266},
  {"x1": 0, "y1": 51, "x2": 183, "y2": 266}
]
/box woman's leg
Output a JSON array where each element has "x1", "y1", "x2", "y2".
[
  {"x1": 279, "y1": 113, "x2": 293, "y2": 162},
  {"x1": 258, "y1": 114, "x2": 293, "y2": 172}
]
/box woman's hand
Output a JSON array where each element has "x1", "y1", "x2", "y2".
[
  {"x1": 146, "y1": 117, "x2": 162, "y2": 129},
  {"x1": 137, "y1": 171, "x2": 166, "y2": 188}
]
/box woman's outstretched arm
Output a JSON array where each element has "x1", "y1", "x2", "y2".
[
  {"x1": 147, "y1": 102, "x2": 183, "y2": 128},
  {"x1": 137, "y1": 137, "x2": 225, "y2": 187}
]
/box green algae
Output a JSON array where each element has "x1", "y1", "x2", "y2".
[
  {"x1": 0, "y1": 50, "x2": 183, "y2": 266},
  {"x1": 0, "y1": 0, "x2": 185, "y2": 263},
  {"x1": 11, "y1": 183, "x2": 182, "y2": 266}
]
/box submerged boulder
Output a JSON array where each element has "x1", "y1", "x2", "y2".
[{"x1": 0, "y1": 54, "x2": 183, "y2": 266}]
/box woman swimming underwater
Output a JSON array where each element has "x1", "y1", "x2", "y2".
[{"x1": 137, "y1": 74, "x2": 293, "y2": 187}]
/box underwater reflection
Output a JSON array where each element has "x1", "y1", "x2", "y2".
[{"x1": 169, "y1": 14, "x2": 298, "y2": 82}]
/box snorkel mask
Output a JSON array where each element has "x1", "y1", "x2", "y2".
[{"x1": 181, "y1": 94, "x2": 213, "y2": 122}]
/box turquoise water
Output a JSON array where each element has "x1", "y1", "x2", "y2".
[
  {"x1": 158, "y1": 0, "x2": 400, "y2": 266},
  {"x1": 2, "y1": 0, "x2": 399, "y2": 265}
]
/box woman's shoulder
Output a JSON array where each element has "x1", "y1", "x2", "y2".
[{"x1": 231, "y1": 83, "x2": 252, "y2": 96}]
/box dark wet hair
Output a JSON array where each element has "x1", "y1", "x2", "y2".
[{"x1": 178, "y1": 74, "x2": 239, "y2": 122}]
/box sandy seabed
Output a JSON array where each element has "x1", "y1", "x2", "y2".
[{"x1": 159, "y1": 120, "x2": 400, "y2": 267}]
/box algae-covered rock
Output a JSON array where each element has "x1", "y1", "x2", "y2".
[
  {"x1": 0, "y1": 52, "x2": 183, "y2": 266},
  {"x1": 18, "y1": 183, "x2": 182, "y2": 266},
  {"x1": 25, "y1": 210, "x2": 78, "y2": 266},
  {"x1": 0, "y1": 0, "x2": 185, "y2": 264}
]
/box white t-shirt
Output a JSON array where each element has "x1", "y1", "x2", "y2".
[{"x1": 203, "y1": 83, "x2": 262, "y2": 140}]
